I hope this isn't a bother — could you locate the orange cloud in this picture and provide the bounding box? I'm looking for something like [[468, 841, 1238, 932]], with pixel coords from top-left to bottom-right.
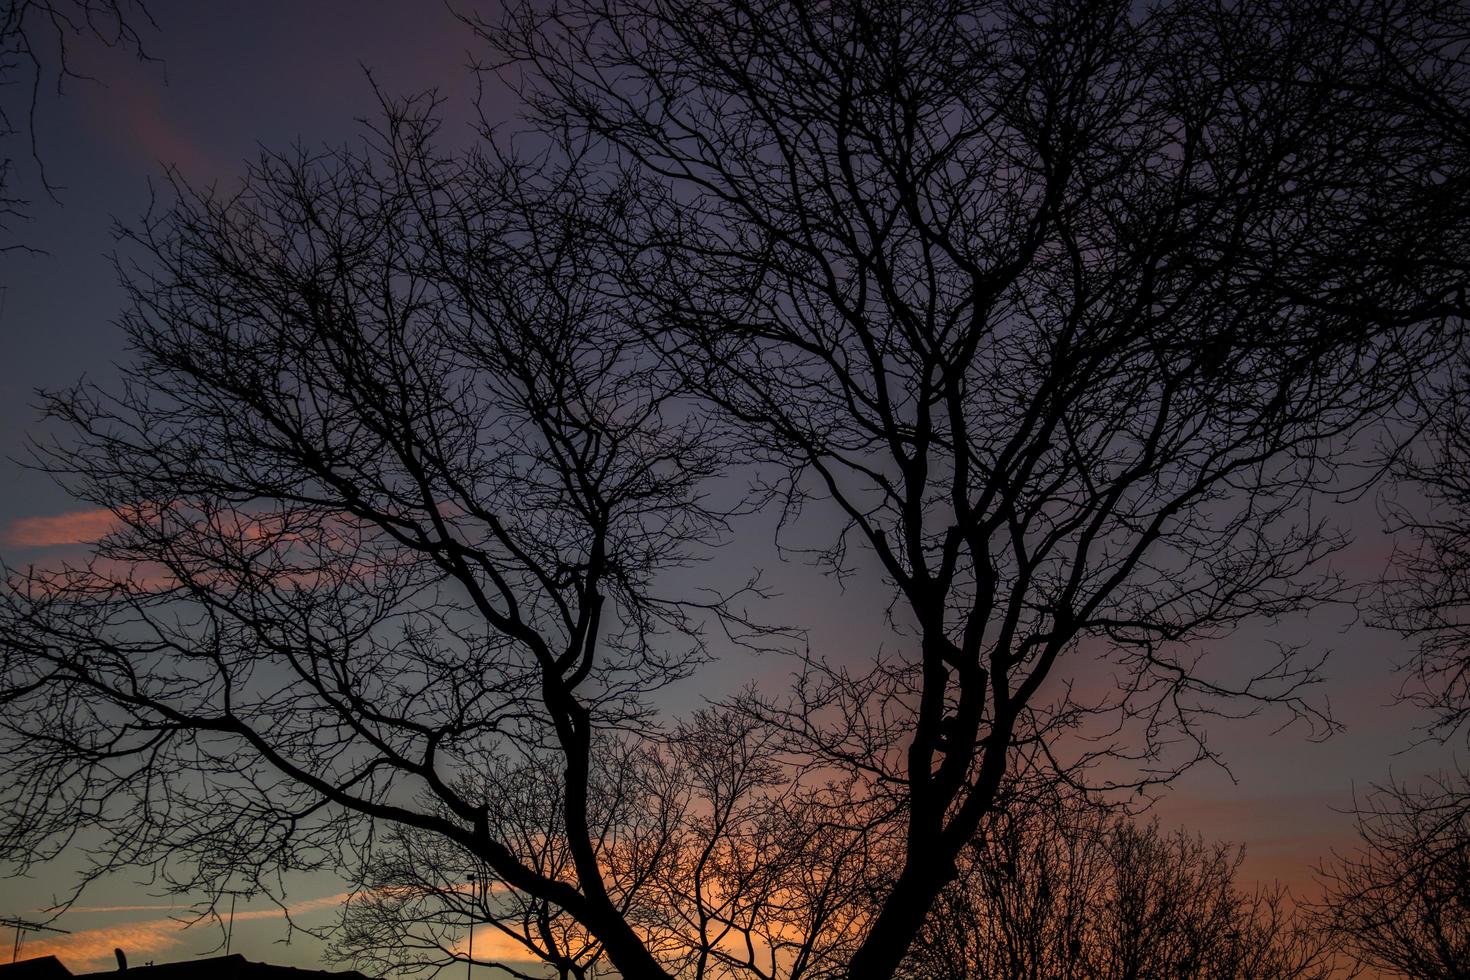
[[4, 508, 119, 548], [20, 892, 354, 973], [450, 922, 566, 967], [20, 919, 189, 972]]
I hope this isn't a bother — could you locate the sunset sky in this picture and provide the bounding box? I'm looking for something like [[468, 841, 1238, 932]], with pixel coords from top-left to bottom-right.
[[0, 2, 1456, 975]]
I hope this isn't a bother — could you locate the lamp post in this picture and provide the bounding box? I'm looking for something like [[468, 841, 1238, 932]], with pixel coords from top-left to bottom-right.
[[465, 873, 477, 980]]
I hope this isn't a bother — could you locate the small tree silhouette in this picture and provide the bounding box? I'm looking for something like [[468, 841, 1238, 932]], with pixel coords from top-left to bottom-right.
[[1316, 772, 1470, 980], [906, 792, 1347, 980]]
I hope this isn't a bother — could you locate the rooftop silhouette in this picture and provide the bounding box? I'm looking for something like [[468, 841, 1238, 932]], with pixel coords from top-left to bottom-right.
[[0, 955, 369, 980]]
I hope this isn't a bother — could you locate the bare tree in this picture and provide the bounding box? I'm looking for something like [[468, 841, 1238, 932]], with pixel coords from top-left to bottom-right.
[[905, 791, 1347, 980], [0, 0, 155, 244], [3, 1, 1470, 977], [0, 97, 747, 979], [486, 0, 1470, 974], [1315, 771, 1470, 980]]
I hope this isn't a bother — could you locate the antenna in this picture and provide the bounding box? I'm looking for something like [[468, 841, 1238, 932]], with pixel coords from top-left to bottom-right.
[[213, 890, 255, 956], [2, 917, 71, 964], [465, 873, 477, 980]]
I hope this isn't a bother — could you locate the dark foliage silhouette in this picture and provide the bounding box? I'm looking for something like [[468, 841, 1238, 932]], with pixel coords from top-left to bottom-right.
[[2, 0, 1470, 977]]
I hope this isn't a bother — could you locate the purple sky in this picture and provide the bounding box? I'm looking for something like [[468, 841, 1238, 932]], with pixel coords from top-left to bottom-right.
[[0, 3, 1453, 975]]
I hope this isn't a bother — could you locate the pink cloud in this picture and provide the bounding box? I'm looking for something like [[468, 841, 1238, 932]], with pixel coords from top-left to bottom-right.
[[81, 60, 223, 181], [4, 508, 119, 548]]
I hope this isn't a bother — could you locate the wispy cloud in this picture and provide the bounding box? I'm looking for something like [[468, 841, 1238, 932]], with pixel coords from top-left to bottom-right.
[[4, 508, 118, 548], [81, 60, 225, 182], [20, 919, 189, 972], [228, 892, 352, 923], [450, 923, 570, 967], [19, 892, 353, 973]]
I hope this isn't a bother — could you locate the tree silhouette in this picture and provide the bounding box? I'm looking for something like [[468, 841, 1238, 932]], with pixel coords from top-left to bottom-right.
[[0, 100, 748, 979], [1, 1, 1469, 977], [904, 791, 1346, 980], [1350, 151, 1470, 979], [489, 0, 1470, 973], [329, 707, 877, 979], [1316, 771, 1470, 980]]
